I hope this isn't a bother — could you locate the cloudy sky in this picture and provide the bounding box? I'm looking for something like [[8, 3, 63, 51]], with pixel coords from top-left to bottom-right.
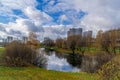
[[0, 0, 120, 40]]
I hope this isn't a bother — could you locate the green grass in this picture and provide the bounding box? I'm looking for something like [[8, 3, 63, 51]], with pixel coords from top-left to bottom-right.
[[0, 47, 5, 57], [0, 66, 98, 80], [54, 47, 101, 55], [0, 47, 98, 80]]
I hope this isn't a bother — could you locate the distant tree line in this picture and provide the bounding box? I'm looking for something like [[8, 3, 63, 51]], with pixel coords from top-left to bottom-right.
[[42, 28, 120, 55]]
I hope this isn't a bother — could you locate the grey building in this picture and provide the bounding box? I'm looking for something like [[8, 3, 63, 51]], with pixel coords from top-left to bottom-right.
[[83, 31, 92, 37], [67, 28, 82, 36]]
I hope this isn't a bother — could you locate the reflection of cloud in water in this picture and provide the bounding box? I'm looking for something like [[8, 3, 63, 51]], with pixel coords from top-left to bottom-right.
[[47, 53, 80, 72]]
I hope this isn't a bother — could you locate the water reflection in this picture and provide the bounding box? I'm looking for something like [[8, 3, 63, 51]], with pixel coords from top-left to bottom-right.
[[66, 53, 82, 68], [46, 52, 80, 72], [81, 56, 98, 73], [34, 48, 48, 68], [35, 48, 99, 72]]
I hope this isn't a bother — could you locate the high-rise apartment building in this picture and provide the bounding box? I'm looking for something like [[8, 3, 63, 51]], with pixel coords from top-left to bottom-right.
[[67, 28, 82, 36]]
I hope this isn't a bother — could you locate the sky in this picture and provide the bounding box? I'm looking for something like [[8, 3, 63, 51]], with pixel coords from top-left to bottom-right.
[[0, 0, 120, 40]]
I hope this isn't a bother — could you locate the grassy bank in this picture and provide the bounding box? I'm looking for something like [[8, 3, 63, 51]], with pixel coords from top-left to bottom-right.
[[53, 47, 102, 55], [49, 47, 120, 55], [0, 66, 98, 80], [0, 47, 5, 57], [0, 47, 98, 80]]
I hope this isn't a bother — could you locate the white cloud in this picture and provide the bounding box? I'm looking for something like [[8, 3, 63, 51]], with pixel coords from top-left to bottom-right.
[[58, 15, 68, 23], [23, 6, 53, 26], [0, 0, 37, 17], [61, 0, 120, 31]]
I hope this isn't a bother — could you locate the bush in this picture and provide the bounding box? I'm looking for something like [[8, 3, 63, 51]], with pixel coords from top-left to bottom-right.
[[2, 41, 37, 67], [95, 53, 114, 70], [81, 53, 114, 73], [98, 61, 120, 80]]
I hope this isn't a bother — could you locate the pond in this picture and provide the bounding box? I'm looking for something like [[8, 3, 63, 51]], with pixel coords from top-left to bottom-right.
[[35, 48, 98, 72]]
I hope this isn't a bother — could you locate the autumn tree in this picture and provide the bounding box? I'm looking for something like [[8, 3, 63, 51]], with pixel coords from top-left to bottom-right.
[[96, 30, 103, 49], [43, 37, 54, 48], [76, 36, 87, 55], [55, 38, 64, 48], [2, 41, 37, 67], [86, 33, 93, 51], [67, 35, 79, 54], [27, 32, 40, 49], [101, 32, 111, 53], [61, 38, 67, 49], [98, 61, 120, 80], [109, 30, 117, 54]]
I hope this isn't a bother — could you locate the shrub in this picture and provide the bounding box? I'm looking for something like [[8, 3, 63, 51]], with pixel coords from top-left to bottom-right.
[[81, 53, 114, 73], [98, 61, 120, 80], [2, 41, 37, 67]]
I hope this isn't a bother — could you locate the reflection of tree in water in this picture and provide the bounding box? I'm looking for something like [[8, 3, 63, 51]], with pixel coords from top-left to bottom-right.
[[81, 56, 98, 73], [66, 53, 82, 68], [45, 51, 67, 59], [34, 54, 48, 68], [54, 52, 67, 59]]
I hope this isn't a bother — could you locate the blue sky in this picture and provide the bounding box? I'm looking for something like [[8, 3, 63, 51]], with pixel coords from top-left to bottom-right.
[[0, 0, 86, 25], [0, 0, 120, 40]]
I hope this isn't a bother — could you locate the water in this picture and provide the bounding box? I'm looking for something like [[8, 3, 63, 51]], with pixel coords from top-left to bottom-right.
[[46, 52, 81, 72], [36, 48, 98, 72]]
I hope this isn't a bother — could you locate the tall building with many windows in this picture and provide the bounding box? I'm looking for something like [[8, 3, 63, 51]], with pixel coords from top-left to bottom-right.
[[67, 28, 82, 36], [83, 31, 92, 37]]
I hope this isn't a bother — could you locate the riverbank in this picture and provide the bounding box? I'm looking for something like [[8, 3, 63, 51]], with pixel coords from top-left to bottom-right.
[[0, 66, 98, 80], [0, 47, 98, 80], [0, 47, 119, 80], [45, 47, 120, 55], [48, 47, 102, 55]]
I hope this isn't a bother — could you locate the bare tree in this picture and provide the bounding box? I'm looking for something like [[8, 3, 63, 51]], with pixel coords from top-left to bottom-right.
[[43, 38, 54, 48], [67, 35, 79, 54], [27, 32, 40, 49], [109, 30, 117, 54], [55, 38, 64, 48], [101, 32, 111, 53], [28, 32, 37, 42], [76, 36, 87, 55], [96, 30, 103, 49]]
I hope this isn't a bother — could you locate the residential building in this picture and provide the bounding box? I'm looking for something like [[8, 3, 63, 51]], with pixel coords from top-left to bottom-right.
[[67, 28, 82, 36]]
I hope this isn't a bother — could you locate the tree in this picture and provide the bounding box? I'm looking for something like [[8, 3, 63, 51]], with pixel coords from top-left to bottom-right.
[[27, 32, 40, 49], [96, 30, 103, 49], [76, 36, 87, 55], [61, 38, 67, 49], [101, 32, 111, 53], [28, 32, 37, 42], [86, 33, 93, 51], [55, 38, 64, 48], [67, 35, 79, 54], [109, 30, 117, 54], [2, 41, 37, 67], [43, 37, 54, 48], [98, 61, 120, 80]]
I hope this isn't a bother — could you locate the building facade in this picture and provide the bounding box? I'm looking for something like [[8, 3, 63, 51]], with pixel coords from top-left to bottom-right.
[[67, 28, 82, 36], [83, 31, 93, 37]]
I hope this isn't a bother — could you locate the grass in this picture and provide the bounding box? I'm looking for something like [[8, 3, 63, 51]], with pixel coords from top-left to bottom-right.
[[0, 66, 98, 80], [0, 47, 98, 80], [0, 47, 5, 57], [53, 47, 120, 55], [54, 47, 102, 55]]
